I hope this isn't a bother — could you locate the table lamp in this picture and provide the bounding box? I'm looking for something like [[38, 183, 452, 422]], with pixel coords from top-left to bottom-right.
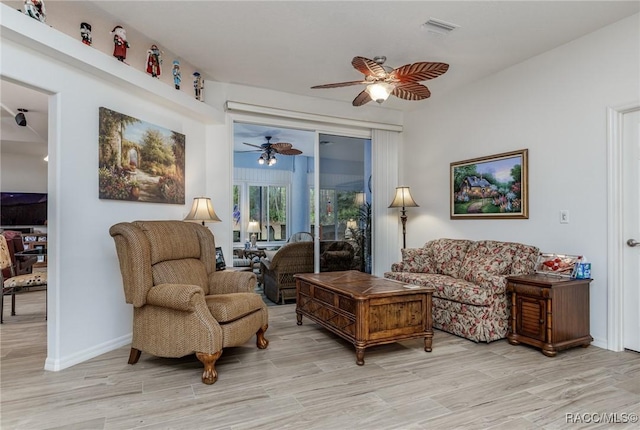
[[184, 197, 221, 225], [247, 220, 260, 248], [388, 187, 419, 249]]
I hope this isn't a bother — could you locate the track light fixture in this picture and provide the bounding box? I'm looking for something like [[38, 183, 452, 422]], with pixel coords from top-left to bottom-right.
[[15, 108, 28, 127]]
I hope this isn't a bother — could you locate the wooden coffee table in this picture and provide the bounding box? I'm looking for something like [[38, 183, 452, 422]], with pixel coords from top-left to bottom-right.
[[294, 270, 434, 365]]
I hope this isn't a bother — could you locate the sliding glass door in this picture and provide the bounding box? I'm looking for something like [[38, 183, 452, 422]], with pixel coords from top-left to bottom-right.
[[232, 121, 371, 274], [317, 134, 371, 273]]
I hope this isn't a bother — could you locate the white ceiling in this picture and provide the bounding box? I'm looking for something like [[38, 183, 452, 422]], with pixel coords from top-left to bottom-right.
[[0, 79, 48, 158], [89, 0, 638, 111], [3, 1, 638, 159]]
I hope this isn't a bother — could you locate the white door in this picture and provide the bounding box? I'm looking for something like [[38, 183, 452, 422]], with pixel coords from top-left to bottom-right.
[[622, 109, 640, 352]]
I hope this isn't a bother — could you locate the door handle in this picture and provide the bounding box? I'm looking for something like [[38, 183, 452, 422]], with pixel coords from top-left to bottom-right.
[[627, 239, 640, 247]]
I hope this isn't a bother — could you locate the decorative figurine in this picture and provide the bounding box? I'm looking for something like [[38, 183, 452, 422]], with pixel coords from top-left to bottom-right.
[[172, 60, 181, 90], [80, 22, 92, 46], [110, 25, 130, 63], [24, 0, 46, 23], [145, 44, 162, 78], [193, 72, 204, 101]]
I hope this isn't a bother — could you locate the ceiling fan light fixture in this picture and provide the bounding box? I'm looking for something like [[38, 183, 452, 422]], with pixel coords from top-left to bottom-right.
[[365, 82, 394, 103]]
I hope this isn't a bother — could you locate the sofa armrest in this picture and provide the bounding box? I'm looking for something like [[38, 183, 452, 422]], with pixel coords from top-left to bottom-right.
[[146, 283, 204, 311], [391, 262, 406, 272], [474, 273, 508, 295]]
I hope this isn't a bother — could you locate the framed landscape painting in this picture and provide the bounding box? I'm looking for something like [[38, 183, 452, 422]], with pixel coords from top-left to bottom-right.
[[451, 149, 528, 219], [98, 107, 185, 204]]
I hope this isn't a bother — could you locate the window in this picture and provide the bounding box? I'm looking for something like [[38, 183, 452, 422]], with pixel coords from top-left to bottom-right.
[[233, 183, 288, 244], [249, 185, 287, 242]]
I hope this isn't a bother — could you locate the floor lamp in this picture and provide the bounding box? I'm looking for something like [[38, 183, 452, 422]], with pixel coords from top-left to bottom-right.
[[388, 187, 419, 249], [184, 197, 222, 226]]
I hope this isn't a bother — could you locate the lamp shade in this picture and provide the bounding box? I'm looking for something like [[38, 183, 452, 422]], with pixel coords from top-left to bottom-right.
[[388, 187, 419, 208], [184, 197, 221, 224], [354, 192, 366, 206], [365, 82, 394, 103], [247, 220, 260, 233]]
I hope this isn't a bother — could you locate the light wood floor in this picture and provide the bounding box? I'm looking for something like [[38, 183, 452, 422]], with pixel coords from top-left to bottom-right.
[[2, 290, 639, 430]]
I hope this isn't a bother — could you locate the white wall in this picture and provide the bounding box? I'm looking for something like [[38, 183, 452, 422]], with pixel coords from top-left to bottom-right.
[[402, 14, 640, 348], [0, 2, 403, 370], [1, 152, 47, 191], [1, 4, 216, 369]]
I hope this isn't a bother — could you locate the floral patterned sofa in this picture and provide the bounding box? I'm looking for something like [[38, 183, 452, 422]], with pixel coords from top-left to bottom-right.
[[384, 238, 539, 343]]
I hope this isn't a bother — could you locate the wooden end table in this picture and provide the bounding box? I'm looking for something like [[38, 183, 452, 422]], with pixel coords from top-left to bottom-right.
[[294, 271, 434, 365], [506, 274, 593, 356]]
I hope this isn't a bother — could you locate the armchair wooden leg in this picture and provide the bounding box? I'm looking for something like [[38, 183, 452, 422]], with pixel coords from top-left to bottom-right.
[[196, 351, 222, 385], [128, 348, 142, 364], [256, 324, 269, 349]]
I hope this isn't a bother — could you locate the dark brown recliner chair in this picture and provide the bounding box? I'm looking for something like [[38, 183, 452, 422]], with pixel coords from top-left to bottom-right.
[[320, 241, 355, 272]]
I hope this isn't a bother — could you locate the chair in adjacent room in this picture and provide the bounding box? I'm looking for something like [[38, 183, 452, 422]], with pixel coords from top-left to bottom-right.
[[2, 231, 37, 277], [260, 241, 314, 304], [288, 231, 313, 243], [109, 220, 269, 384], [320, 240, 356, 272], [0, 234, 48, 324]]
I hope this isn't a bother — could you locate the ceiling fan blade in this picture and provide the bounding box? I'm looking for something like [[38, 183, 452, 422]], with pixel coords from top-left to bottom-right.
[[390, 62, 449, 83], [243, 142, 264, 149], [311, 80, 367, 89], [391, 82, 431, 100], [270, 142, 293, 152], [352, 90, 372, 106], [278, 148, 303, 156], [351, 57, 386, 78], [237, 149, 262, 153]]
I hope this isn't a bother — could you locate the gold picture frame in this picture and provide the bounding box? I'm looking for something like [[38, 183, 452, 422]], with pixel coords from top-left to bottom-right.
[[451, 149, 528, 219]]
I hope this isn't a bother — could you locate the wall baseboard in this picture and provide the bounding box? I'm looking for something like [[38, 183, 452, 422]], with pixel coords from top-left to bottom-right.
[[44, 333, 132, 372]]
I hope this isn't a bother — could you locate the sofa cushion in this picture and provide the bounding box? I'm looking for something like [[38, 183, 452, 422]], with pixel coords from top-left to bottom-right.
[[427, 239, 472, 278], [205, 292, 264, 323], [458, 240, 518, 284], [384, 272, 495, 306], [399, 247, 436, 273]]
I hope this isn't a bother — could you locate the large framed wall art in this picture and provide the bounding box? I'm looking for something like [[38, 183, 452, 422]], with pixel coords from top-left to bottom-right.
[[98, 107, 185, 204], [450, 149, 528, 219]]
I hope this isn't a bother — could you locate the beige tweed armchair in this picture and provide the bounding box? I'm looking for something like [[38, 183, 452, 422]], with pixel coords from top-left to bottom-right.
[[109, 220, 268, 384], [260, 241, 314, 304]]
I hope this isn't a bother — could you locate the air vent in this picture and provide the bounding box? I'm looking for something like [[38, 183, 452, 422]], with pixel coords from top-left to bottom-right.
[[421, 18, 459, 36]]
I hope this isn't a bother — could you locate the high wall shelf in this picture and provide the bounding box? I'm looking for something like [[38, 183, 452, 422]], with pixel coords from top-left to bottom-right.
[[0, 2, 224, 125]]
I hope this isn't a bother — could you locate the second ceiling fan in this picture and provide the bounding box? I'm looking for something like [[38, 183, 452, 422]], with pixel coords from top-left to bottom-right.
[[241, 136, 302, 166], [312, 56, 449, 106]]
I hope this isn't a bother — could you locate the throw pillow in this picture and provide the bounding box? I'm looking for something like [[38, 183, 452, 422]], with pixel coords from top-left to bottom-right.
[[264, 250, 279, 261], [401, 247, 435, 273]]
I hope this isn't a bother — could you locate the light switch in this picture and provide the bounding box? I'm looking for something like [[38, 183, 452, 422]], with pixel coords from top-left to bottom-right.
[[560, 210, 569, 224]]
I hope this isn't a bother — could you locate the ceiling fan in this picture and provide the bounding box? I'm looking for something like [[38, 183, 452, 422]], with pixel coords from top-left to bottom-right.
[[311, 56, 449, 106], [240, 136, 302, 166]]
